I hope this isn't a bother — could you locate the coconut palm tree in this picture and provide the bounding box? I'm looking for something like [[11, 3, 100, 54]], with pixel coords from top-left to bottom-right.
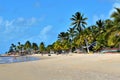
[[90, 25, 98, 41], [67, 27, 76, 42], [96, 19, 105, 34], [53, 40, 63, 54], [70, 12, 87, 34], [39, 42, 45, 55], [111, 8, 120, 47], [24, 41, 32, 54], [111, 7, 120, 24], [10, 44, 16, 53], [67, 27, 76, 52], [105, 19, 114, 29], [58, 32, 69, 42], [46, 45, 53, 53], [70, 12, 88, 53], [32, 43, 38, 53], [17, 42, 23, 55]]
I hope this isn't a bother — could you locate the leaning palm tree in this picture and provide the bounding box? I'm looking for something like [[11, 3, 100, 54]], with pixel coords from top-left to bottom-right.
[[70, 12, 88, 34]]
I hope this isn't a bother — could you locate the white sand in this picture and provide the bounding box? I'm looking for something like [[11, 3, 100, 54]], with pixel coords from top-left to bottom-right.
[[0, 53, 120, 80]]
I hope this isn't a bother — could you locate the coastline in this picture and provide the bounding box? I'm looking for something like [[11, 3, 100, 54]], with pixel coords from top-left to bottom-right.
[[0, 53, 120, 80]]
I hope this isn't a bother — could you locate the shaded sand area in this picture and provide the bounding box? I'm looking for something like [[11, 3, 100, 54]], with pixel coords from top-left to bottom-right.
[[0, 53, 120, 80]]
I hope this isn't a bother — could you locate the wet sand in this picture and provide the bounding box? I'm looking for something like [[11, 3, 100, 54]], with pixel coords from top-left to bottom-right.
[[0, 53, 120, 80]]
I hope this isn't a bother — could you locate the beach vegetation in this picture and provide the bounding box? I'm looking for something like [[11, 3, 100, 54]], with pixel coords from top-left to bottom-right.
[[7, 8, 120, 55]]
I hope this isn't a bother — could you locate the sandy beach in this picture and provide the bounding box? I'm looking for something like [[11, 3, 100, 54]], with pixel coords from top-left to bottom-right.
[[0, 53, 120, 80]]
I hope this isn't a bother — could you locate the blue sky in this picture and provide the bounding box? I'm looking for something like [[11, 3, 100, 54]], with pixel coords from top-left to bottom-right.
[[0, 0, 120, 54]]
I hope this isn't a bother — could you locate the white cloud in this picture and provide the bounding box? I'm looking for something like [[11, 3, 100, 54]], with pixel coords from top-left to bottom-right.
[[28, 17, 37, 26], [40, 25, 52, 35], [13, 17, 40, 27], [0, 17, 41, 34], [23, 25, 53, 43], [5, 20, 15, 27], [92, 2, 120, 24], [109, 3, 120, 16], [0, 16, 42, 42], [40, 25, 53, 40]]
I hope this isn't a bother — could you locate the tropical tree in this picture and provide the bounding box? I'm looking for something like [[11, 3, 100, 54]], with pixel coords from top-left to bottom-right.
[[111, 7, 120, 24], [105, 19, 114, 29], [58, 32, 69, 42], [24, 41, 32, 54], [70, 12, 87, 34], [58, 31, 71, 52], [11, 44, 16, 51], [67, 27, 76, 50], [8, 46, 14, 53], [32, 43, 38, 53], [53, 40, 62, 54], [70, 12, 89, 53], [67, 27, 76, 41], [111, 7, 120, 47], [39, 42, 45, 55], [96, 19, 105, 34], [17, 42, 22, 54], [46, 45, 53, 53], [8, 44, 16, 53], [90, 25, 98, 41]]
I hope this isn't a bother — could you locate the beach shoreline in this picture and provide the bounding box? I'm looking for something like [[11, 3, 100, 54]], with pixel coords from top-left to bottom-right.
[[0, 53, 120, 80]]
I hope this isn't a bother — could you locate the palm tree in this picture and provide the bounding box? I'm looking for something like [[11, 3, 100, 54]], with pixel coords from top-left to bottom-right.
[[111, 8, 120, 47], [67, 27, 76, 52], [70, 12, 88, 53], [24, 41, 32, 54], [70, 12, 87, 34], [18, 42, 23, 55], [67, 27, 76, 42], [10, 44, 16, 54], [53, 40, 62, 54], [39, 42, 45, 55], [58, 32, 69, 42], [90, 25, 98, 41], [105, 19, 114, 29], [46, 45, 53, 53], [9, 46, 14, 53], [32, 43, 38, 53], [111, 7, 120, 24], [96, 19, 105, 34]]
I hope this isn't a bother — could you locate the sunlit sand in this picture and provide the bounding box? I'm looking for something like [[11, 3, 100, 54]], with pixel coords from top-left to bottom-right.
[[0, 53, 120, 80]]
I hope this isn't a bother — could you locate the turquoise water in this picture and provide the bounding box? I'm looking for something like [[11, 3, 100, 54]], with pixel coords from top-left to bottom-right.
[[0, 56, 40, 64]]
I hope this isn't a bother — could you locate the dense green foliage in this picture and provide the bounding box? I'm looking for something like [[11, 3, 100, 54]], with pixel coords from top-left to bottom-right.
[[8, 8, 120, 55]]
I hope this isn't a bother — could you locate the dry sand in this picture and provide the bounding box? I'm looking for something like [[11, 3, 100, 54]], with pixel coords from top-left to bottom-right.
[[0, 53, 120, 80]]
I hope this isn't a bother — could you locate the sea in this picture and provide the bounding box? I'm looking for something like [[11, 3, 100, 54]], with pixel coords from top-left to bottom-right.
[[0, 56, 40, 64]]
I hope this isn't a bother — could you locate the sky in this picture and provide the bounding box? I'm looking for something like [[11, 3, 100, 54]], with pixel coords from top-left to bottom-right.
[[0, 0, 120, 54]]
